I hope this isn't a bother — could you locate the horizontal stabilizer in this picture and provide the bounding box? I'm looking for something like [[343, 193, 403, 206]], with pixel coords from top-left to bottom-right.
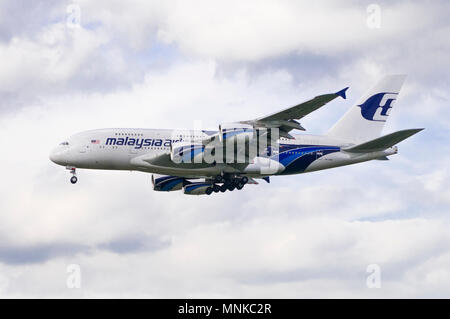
[[343, 128, 424, 153]]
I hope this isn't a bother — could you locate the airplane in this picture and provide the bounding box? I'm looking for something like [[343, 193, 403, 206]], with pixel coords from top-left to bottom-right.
[[50, 75, 423, 195]]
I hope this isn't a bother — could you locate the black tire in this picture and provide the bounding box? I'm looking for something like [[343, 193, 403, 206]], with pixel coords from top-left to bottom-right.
[[220, 184, 227, 192], [205, 187, 213, 195], [70, 176, 78, 184], [241, 176, 249, 184], [214, 175, 224, 184], [227, 184, 235, 191], [236, 183, 244, 190], [213, 184, 220, 193]]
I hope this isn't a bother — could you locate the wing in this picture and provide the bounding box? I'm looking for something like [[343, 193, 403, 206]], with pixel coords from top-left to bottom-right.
[[241, 87, 348, 138]]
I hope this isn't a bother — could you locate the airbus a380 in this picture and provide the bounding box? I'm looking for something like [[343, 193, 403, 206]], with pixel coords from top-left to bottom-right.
[[50, 75, 423, 195]]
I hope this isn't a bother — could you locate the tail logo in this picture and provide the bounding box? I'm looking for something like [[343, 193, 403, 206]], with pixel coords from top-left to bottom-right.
[[358, 92, 398, 122]]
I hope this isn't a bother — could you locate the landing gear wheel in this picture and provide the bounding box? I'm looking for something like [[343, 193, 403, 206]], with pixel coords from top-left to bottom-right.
[[227, 184, 235, 191], [220, 184, 228, 192], [241, 176, 249, 184], [205, 187, 213, 195], [236, 182, 244, 190], [213, 184, 220, 193], [214, 175, 224, 184], [67, 167, 77, 184]]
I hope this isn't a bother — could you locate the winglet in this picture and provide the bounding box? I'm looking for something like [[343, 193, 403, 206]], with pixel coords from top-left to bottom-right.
[[335, 87, 349, 99]]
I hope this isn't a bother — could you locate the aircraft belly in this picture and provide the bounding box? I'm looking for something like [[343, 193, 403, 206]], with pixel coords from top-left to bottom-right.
[[69, 151, 132, 170], [304, 149, 395, 172], [303, 152, 352, 172], [135, 165, 222, 177]]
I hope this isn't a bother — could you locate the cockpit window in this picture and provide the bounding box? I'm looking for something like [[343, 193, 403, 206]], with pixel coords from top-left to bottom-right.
[[59, 141, 69, 146]]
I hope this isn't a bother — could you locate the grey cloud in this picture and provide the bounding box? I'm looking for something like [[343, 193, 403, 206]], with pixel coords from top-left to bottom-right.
[[234, 243, 450, 287], [0, 0, 64, 42], [0, 242, 89, 265], [98, 235, 171, 254], [234, 266, 367, 286], [0, 235, 170, 265]]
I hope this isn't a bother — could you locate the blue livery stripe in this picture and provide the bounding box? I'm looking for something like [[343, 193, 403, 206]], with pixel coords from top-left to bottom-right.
[[271, 145, 340, 175], [185, 182, 210, 193], [160, 178, 184, 191]]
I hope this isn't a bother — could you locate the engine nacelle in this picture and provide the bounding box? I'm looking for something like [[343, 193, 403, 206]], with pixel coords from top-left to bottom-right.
[[243, 157, 285, 175], [152, 174, 185, 191], [170, 141, 206, 164], [219, 123, 254, 144], [183, 182, 212, 195]]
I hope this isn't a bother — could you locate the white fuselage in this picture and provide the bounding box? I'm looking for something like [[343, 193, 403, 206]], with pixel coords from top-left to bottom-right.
[[50, 128, 397, 178]]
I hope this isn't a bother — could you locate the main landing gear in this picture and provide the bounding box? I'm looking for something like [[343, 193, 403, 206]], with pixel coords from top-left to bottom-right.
[[67, 167, 78, 184], [206, 175, 249, 195]]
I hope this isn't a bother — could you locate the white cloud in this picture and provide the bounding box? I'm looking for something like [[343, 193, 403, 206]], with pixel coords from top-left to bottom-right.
[[0, 0, 449, 298], [0, 59, 449, 297], [0, 24, 102, 93], [1, 216, 450, 298], [77, 0, 446, 62]]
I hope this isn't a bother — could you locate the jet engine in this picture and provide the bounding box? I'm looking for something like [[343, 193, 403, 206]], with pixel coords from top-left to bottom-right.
[[170, 141, 206, 164], [183, 182, 212, 195], [218, 123, 254, 144], [170, 141, 218, 164], [151, 174, 185, 191]]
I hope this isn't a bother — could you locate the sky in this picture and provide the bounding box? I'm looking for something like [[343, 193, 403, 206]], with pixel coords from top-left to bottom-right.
[[0, 0, 449, 298]]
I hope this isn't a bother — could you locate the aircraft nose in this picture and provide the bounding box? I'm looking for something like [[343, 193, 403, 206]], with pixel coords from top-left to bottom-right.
[[49, 147, 67, 165], [49, 148, 59, 164]]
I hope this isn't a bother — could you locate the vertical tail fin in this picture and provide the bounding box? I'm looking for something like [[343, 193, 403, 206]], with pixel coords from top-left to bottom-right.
[[327, 75, 406, 143]]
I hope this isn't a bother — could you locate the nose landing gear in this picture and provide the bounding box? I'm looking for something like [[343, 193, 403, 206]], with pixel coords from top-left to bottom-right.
[[67, 167, 77, 184]]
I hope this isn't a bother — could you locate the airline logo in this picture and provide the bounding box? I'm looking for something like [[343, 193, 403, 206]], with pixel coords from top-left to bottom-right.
[[358, 92, 398, 122], [105, 137, 182, 149]]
